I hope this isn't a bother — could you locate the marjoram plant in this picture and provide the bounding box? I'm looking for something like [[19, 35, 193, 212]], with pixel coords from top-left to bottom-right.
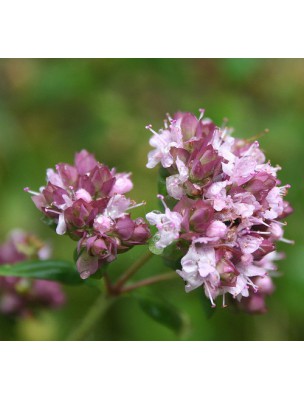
[[0, 108, 293, 339]]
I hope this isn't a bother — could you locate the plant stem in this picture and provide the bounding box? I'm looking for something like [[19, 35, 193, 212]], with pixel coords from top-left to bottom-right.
[[120, 271, 178, 294], [66, 251, 155, 340], [103, 270, 114, 295], [113, 251, 154, 292], [66, 294, 116, 341]]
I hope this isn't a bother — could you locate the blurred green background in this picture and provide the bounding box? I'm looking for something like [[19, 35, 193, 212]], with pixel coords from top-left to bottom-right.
[[0, 59, 303, 341]]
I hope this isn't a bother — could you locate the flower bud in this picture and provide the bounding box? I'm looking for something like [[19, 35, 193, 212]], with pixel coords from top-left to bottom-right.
[[206, 221, 228, 238], [254, 275, 275, 295]]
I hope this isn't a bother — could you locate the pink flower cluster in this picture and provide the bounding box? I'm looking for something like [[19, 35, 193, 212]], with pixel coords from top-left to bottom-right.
[[146, 110, 293, 312], [26, 150, 150, 279], [0, 230, 65, 316]]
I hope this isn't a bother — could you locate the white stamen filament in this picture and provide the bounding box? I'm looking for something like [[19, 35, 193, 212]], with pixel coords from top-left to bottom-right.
[[198, 108, 205, 120], [157, 194, 168, 210], [245, 277, 258, 293], [280, 237, 295, 245], [222, 293, 227, 308], [126, 201, 146, 211], [205, 282, 216, 307], [145, 124, 167, 145], [273, 220, 287, 226], [166, 113, 172, 122], [24, 188, 40, 196]]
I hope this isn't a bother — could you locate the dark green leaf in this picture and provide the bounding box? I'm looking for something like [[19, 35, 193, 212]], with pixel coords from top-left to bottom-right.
[[0, 260, 83, 285], [135, 293, 190, 337]]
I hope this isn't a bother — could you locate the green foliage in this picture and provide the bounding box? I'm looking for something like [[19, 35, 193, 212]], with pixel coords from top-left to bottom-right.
[[135, 293, 190, 337], [0, 260, 83, 285]]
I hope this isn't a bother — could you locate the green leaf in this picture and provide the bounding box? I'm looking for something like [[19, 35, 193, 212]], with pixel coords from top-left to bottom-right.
[[0, 260, 83, 285], [135, 293, 190, 337]]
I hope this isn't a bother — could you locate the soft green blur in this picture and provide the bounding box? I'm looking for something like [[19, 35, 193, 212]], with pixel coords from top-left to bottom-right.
[[0, 59, 303, 341]]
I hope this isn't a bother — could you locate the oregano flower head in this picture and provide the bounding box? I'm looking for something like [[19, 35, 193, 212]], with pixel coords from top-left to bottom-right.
[[0, 230, 65, 316], [25, 150, 150, 279], [146, 109, 293, 312]]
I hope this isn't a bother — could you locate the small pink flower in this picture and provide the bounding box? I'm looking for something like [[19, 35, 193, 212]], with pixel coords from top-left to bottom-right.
[[146, 122, 183, 169], [105, 195, 131, 219], [146, 195, 182, 249], [110, 172, 133, 195], [166, 157, 189, 200]]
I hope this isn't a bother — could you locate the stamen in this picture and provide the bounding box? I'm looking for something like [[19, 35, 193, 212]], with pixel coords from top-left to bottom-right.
[[205, 282, 216, 308], [273, 220, 287, 226], [221, 127, 228, 140], [127, 201, 146, 211], [24, 187, 40, 196], [222, 293, 227, 308], [145, 124, 167, 145], [245, 277, 258, 293], [246, 128, 270, 143], [279, 184, 291, 196], [145, 124, 159, 136], [280, 237, 295, 245], [198, 108, 205, 120], [166, 113, 172, 122], [157, 194, 168, 210], [221, 117, 229, 129], [45, 208, 61, 215]]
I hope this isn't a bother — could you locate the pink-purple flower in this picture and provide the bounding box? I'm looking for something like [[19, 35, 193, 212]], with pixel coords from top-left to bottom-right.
[[26, 150, 150, 279], [0, 230, 65, 316], [146, 109, 293, 312]]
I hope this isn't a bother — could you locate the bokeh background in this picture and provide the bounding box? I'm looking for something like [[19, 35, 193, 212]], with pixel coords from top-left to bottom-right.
[[0, 59, 303, 341]]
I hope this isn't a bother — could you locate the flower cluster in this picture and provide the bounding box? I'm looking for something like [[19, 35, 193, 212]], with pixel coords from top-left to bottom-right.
[[146, 109, 293, 311], [26, 150, 150, 279], [0, 230, 65, 316]]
